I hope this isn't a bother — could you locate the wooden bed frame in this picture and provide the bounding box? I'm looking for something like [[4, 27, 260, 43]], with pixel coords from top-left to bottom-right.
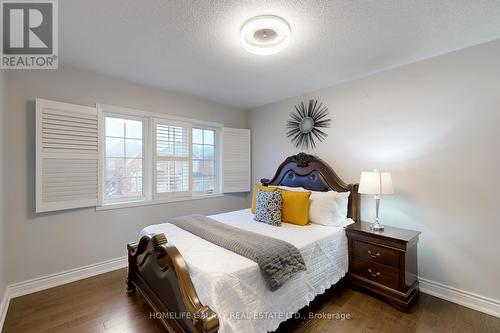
[[127, 152, 360, 333]]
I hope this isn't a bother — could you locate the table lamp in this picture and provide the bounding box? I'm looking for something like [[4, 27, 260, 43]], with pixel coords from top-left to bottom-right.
[[358, 169, 394, 231]]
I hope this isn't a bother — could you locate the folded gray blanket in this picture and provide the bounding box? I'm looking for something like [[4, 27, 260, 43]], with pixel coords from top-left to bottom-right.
[[168, 214, 306, 291]]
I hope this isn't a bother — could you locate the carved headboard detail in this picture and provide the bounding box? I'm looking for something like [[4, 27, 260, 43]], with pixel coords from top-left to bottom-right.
[[261, 152, 360, 222]]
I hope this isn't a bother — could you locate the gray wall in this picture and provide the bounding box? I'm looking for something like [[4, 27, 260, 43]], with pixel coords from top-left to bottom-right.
[[4, 67, 250, 284], [0, 70, 6, 302], [249, 40, 500, 300]]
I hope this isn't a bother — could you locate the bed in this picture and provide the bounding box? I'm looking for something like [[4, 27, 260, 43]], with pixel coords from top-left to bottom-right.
[[127, 153, 360, 333]]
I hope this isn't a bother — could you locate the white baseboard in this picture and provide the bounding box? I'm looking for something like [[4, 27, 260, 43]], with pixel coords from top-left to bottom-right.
[[7, 256, 127, 299], [0, 287, 10, 333], [0, 256, 127, 331], [419, 277, 500, 318], [1, 260, 499, 331]]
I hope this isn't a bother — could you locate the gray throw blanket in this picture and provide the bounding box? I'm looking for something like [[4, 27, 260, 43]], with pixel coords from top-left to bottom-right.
[[169, 214, 306, 291]]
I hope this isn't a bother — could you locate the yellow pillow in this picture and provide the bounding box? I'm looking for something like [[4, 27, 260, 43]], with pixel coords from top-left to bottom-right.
[[280, 189, 311, 226], [251, 185, 277, 213]]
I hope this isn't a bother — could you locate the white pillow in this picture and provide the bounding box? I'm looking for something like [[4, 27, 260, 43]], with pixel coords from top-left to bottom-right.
[[268, 186, 350, 226], [269, 185, 308, 191], [309, 190, 350, 226]]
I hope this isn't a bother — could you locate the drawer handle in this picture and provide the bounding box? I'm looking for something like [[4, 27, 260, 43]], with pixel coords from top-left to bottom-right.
[[367, 250, 380, 258], [367, 268, 381, 277]]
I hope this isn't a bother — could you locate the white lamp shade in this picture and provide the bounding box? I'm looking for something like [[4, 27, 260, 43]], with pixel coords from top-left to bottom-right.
[[358, 171, 394, 195]]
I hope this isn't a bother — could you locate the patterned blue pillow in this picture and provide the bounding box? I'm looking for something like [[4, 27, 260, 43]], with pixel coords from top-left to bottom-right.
[[254, 190, 282, 226]]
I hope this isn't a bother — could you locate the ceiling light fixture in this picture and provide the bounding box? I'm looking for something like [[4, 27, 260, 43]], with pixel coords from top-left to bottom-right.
[[240, 15, 290, 55]]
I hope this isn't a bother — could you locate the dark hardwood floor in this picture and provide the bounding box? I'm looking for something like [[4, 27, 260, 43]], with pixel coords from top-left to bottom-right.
[[3, 268, 499, 333]]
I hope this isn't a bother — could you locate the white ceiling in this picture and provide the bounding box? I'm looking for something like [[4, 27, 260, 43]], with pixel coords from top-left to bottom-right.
[[61, 0, 500, 109]]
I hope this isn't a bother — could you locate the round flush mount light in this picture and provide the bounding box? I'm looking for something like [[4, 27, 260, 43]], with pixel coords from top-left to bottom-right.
[[240, 15, 290, 55]]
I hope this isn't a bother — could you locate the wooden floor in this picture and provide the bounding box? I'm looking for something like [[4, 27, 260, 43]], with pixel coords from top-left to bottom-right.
[[3, 268, 499, 333]]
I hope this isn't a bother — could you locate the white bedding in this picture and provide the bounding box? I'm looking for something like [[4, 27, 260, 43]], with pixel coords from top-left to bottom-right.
[[140, 209, 351, 333]]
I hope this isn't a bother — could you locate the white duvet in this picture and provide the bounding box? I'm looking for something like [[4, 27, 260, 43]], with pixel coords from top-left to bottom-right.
[[140, 209, 351, 333]]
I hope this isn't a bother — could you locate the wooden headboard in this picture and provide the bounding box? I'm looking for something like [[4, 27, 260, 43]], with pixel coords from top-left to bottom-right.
[[260, 152, 360, 222]]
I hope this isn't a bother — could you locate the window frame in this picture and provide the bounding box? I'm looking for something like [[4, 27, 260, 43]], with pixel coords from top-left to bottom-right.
[[96, 104, 223, 209], [191, 126, 220, 196], [100, 112, 150, 205]]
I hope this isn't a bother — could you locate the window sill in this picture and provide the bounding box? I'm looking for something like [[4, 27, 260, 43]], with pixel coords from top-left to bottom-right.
[[95, 193, 224, 211]]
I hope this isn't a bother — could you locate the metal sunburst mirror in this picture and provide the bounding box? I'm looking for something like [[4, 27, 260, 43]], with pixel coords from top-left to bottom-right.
[[286, 99, 331, 149]]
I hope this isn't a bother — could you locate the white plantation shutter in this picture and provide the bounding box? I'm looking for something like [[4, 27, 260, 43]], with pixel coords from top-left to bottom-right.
[[36, 99, 99, 212], [154, 119, 191, 197], [223, 128, 251, 193]]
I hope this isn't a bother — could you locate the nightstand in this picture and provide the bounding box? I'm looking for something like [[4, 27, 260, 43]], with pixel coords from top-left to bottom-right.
[[345, 222, 420, 312]]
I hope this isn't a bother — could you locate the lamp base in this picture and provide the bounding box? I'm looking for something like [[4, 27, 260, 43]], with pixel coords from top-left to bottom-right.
[[370, 222, 384, 231], [371, 196, 384, 231]]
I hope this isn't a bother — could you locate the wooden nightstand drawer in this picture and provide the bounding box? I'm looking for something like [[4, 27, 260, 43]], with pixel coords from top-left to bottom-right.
[[351, 257, 399, 290], [352, 240, 399, 268], [345, 222, 421, 312]]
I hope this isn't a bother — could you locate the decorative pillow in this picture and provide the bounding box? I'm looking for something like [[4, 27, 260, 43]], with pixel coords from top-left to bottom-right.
[[254, 190, 282, 226], [309, 191, 350, 226], [280, 189, 311, 226], [251, 185, 277, 213]]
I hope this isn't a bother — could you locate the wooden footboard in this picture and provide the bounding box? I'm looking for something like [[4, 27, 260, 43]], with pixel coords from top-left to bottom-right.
[[127, 233, 219, 333]]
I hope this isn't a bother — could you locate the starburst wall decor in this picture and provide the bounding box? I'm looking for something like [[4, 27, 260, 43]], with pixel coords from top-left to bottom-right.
[[286, 99, 331, 149]]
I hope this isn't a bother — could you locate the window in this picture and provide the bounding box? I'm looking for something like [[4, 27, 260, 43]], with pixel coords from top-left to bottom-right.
[[192, 128, 217, 194], [99, 105, 226, 207], [104, 115, 146, 202], [36, 101, 251, 212], [154, 120, 191, 197]]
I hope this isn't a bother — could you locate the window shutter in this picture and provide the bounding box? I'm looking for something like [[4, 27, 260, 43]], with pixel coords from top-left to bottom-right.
[[222, 128, 251, 193], [36, 98, 99, 212], [153, 119, 192, 197]]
